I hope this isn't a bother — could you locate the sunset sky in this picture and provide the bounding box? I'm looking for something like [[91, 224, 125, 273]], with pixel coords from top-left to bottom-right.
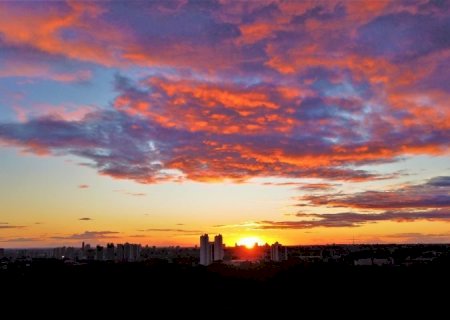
[[0, 0, 449, 248]]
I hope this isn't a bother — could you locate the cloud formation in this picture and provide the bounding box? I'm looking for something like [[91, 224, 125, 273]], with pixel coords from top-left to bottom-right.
[[255, 209, 450, 230], [0, 224, 26, 229], [249, 176, 450, 230], [114, 189, 147, 196], [79, 217, 93, 221], [299, 176, 450, 209], [51, 231, 119, 240], [0, 1, 449, 184], [0, 237, 40, 242], [78, 184, 89, 189], [298, 183, 340, 191], [386, 233, 450, 243]]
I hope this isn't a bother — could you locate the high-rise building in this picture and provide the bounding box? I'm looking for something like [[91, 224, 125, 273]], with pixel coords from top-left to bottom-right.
[[200, 234, 211, 266], [95, 245, 104, 261], [106, 243, 115, 261], [124, 243, 131, 261], [85, 248, 95, 260], [200, 234, 225, 265], [116, 244, 124, 261], [130, 244, 141, 261], [214, 234, 224, 261], [270, 242, 282, 262], [209, 243, 215, 262]]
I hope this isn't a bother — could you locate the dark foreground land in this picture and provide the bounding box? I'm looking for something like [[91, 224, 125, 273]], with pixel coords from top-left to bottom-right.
[[2, 258, 450, 304]]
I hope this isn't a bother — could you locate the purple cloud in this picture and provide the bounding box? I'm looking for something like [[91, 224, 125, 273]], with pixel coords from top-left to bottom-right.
[[0, 1, 448, 186], [299, 176, 450, 209], [255, 209, 450, 229], [428, 176, 450, 187]]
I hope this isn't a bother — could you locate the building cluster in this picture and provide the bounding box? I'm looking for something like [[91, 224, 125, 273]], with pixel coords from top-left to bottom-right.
[[52, 242, 142, 262], [199, 234, 287, 266], [3, 241, 446, 267], [200, 234, 224, 266]]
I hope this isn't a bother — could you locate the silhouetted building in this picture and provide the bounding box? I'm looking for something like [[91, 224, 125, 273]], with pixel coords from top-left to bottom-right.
[[200, 234, 211, 266], [82, 243, 91, 259], [214, 234, 224, 261], [200, 234, 225, 265], [106, 243, 115, 261], [86, 248, 95, 261], [130, 244, 141, 261], [124, 243, 131, 261], [53, 247, 64, 259], [116, 244, 124, 261], [96, 245, 104, 261], [271, 242, 283, 262]]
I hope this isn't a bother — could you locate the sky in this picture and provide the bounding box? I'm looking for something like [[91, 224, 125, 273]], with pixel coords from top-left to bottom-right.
[[0, 0, 449, 248]]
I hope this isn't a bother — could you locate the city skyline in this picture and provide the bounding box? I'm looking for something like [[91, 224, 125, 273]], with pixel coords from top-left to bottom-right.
[[1, 1, 450, 248]]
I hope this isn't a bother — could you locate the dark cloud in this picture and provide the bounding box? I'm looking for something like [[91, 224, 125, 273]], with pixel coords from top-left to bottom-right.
[[0, 224, 26, 229], [0, 237, 40, 242], [79, 217, 93, 221], [255, 209, 450, 229], [357, 12, 450, 62], [385, 232, 450, 243], [300, 176, 450, 209], [427, 176, 450, 187], [50, 231, 119, 240], [78, 184, 89, 189], [257, 176, 450, 230]]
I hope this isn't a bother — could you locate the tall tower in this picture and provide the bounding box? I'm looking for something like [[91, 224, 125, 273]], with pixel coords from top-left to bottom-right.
[[200, 234, 210, 266], [214, 234, 224, 261], [270, 242, 282, 261]]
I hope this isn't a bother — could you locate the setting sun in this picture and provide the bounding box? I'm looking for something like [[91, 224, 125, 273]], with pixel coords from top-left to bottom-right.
[[237, 236, 265, 249]]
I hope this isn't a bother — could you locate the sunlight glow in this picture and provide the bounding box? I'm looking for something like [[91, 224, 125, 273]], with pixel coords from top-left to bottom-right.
[[237, 236, 265, 249]]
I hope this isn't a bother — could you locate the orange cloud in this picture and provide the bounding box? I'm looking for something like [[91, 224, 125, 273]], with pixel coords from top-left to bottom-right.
[[0, 1, 124, 67], [115, 77, 297, 135]]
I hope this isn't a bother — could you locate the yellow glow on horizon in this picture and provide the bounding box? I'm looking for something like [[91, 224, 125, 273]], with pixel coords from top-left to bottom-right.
[[237, 236, 265, 248]]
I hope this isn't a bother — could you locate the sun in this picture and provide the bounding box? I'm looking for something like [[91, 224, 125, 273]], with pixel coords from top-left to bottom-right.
[[237, 236, 265, 249]]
